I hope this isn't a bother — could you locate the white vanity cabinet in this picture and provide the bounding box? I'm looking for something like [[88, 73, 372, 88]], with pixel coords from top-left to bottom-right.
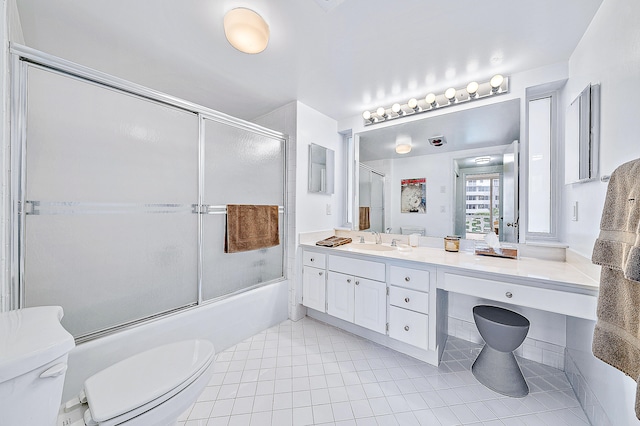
[[327, 255, 386, 334], [302, 252, 326, 312], [387, 265, 433, 349]]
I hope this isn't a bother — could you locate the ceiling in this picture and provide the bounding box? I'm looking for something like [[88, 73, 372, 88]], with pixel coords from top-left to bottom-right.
[[15, 0, 603, 122], [358, 99, 520, 161]]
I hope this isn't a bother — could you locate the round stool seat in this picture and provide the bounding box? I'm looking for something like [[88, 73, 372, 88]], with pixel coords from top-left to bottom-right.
[[473, 305, 529, 352], [471, 305, 530, 398]]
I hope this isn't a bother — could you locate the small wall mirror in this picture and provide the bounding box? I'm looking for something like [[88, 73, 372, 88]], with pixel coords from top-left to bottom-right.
[[308, 143, 335, 194], [565, 83, 600, 183]]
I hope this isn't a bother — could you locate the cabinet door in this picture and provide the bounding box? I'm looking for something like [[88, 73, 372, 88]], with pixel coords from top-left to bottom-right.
[[354, 278, 386, 334], [327, 271, 355, 323], [302, 265, 326, 312]]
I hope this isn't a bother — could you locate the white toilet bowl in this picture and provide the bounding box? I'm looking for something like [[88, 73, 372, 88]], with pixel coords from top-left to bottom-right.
[[0, 306, 215, 426]]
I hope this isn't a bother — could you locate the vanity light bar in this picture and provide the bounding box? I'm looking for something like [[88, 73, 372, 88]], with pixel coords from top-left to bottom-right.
[[362, 75, 509, 126]]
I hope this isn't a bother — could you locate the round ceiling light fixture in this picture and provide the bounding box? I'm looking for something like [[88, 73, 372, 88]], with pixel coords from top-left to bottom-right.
[[224, 8, 270, 54], [395, 135, 412, 154]]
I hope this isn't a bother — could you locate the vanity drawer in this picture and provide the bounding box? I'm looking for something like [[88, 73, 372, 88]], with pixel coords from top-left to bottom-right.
[[388, 306, 429, 349], [303, 251, 326, 268], [389, 286, 429, 314], [389, 266, 430, 291], [328, 255, 385, 282], [441, 272, 597, 320]]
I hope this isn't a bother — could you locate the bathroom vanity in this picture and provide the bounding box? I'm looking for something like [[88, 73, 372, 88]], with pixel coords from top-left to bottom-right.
[[300, 236, 598, 366]]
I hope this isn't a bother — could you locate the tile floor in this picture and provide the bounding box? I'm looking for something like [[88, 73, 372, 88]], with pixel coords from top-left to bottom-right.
[[178, 317, 590, 426]]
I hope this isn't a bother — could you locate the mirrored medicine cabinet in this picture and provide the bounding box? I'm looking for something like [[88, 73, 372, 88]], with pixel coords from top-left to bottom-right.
[[565, 83, 600, 184], [308, 143, 335, 194]]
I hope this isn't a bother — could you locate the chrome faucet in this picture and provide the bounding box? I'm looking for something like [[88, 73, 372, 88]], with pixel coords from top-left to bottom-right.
[[391, 239, 399, 247], [385, 227, 392, 234], [372, 231, 382, 244]]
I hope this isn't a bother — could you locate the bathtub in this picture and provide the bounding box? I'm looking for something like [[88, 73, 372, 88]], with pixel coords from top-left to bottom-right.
[[62, 280, 289, 400]]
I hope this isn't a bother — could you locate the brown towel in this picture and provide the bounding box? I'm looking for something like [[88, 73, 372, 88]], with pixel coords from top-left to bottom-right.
[[591, 158, 640, 419], [359, 206, 370, 230], [225, 205, 279, 253]]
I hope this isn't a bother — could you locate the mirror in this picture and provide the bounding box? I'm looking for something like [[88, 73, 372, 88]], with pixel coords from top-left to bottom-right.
[[354, 99, 520, 242], [308, 143, 335, 194], [565, 84, 600, 184]]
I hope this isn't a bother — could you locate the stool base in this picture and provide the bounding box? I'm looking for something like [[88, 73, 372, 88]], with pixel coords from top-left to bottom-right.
[[471, 345, 529, 398]]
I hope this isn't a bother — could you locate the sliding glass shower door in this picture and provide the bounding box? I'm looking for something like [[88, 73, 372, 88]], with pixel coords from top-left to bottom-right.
[[21, 66, 199, 338], [201, 118, 285, 301]]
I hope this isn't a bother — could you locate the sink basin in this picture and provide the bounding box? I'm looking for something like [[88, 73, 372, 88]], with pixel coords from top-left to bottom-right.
[[351, 244, 396, 252]]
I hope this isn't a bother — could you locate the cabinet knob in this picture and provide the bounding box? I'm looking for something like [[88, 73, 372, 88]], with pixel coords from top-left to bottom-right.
[[405, 276, 411, 282], [404, 325, 410, 331], [347, 279, 351, 283], [404, 297, 410, 303], [310, 258, 315, 262], [355, 281, 360, 285], [319, 271, 323, 276], [505, 291, 513, 298]]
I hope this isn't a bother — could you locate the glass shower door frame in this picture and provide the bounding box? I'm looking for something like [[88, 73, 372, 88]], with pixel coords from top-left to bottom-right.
[[8, 44, 288, 341]]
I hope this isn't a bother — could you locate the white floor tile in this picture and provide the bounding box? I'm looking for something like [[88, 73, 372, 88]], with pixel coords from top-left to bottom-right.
[[189, 318, 588, 426]]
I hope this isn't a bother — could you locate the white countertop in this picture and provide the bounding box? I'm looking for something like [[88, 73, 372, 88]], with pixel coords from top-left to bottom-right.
[[301, 241, 599, 295]]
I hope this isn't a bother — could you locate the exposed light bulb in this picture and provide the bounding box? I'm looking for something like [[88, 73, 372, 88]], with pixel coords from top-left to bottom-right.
[[376, 107, 387, 118], [362, 110, 372, 120], [466, 81, 479, 97], [425, 93, 437, 107], [445, 87, 457, 102], [407, 98, 418, 111], [490, 74, 504, 92], [391, 103, 402, 115]]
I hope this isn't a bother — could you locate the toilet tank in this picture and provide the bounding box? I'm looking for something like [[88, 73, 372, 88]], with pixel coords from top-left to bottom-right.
[[0, 306, 75, 426]]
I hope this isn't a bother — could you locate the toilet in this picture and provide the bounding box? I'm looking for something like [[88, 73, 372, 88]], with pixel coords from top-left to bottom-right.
[[471, 305, 530, 398], [0, 306, 215, 426]]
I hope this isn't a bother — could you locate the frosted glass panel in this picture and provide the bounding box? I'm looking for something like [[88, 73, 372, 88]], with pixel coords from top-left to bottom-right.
[[202, 214, 284, 300], [23, 214, 198, 337], [202, 119, 285, 301], [26, 67, 198, 203], [203, 119, 284, 205]]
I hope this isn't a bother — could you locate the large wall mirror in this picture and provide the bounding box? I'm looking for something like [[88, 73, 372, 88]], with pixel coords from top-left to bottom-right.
[[352, 99, 521, 242]]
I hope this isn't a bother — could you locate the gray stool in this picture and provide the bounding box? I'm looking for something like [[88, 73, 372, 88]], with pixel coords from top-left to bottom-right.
[[471, 305, 530, 397]]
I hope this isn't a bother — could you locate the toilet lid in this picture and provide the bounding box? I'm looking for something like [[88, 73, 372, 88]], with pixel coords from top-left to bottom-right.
[[83, 339, 215, 423]]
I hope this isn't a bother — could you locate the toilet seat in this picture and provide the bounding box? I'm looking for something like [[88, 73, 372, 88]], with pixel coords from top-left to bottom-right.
[[81, 339, 214, 425]]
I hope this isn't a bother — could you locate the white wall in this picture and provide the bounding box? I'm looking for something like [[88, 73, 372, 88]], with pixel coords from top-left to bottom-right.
[[561, 0, 640, 257], [296, 102, 345, 233], [561, 0, 640, 424], [253, 101, 343, 320]]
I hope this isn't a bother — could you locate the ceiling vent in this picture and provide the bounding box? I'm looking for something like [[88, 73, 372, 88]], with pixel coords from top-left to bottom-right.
[[428, 136, 447, 147]]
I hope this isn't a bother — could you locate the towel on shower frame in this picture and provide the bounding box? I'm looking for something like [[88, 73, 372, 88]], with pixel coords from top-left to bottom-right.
[[225, 204, 279, 253], [591, 158, 640, 419]]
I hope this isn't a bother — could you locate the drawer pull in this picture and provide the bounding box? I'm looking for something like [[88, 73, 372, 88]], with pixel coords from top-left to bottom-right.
[[405, 276, 411, 282], [404, 325, 410, 331], [310, 258, 315, 262], [347, 279, 351, 283], [355, 281, 360, 285], [319, 271, 323, 276], [505, 291, 513, 298], [404, 297, 410, 303]]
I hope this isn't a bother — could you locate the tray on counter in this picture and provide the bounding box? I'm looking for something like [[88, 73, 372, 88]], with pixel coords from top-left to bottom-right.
[[316, 236, 352, 248], [474, 244, 518, 259]]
